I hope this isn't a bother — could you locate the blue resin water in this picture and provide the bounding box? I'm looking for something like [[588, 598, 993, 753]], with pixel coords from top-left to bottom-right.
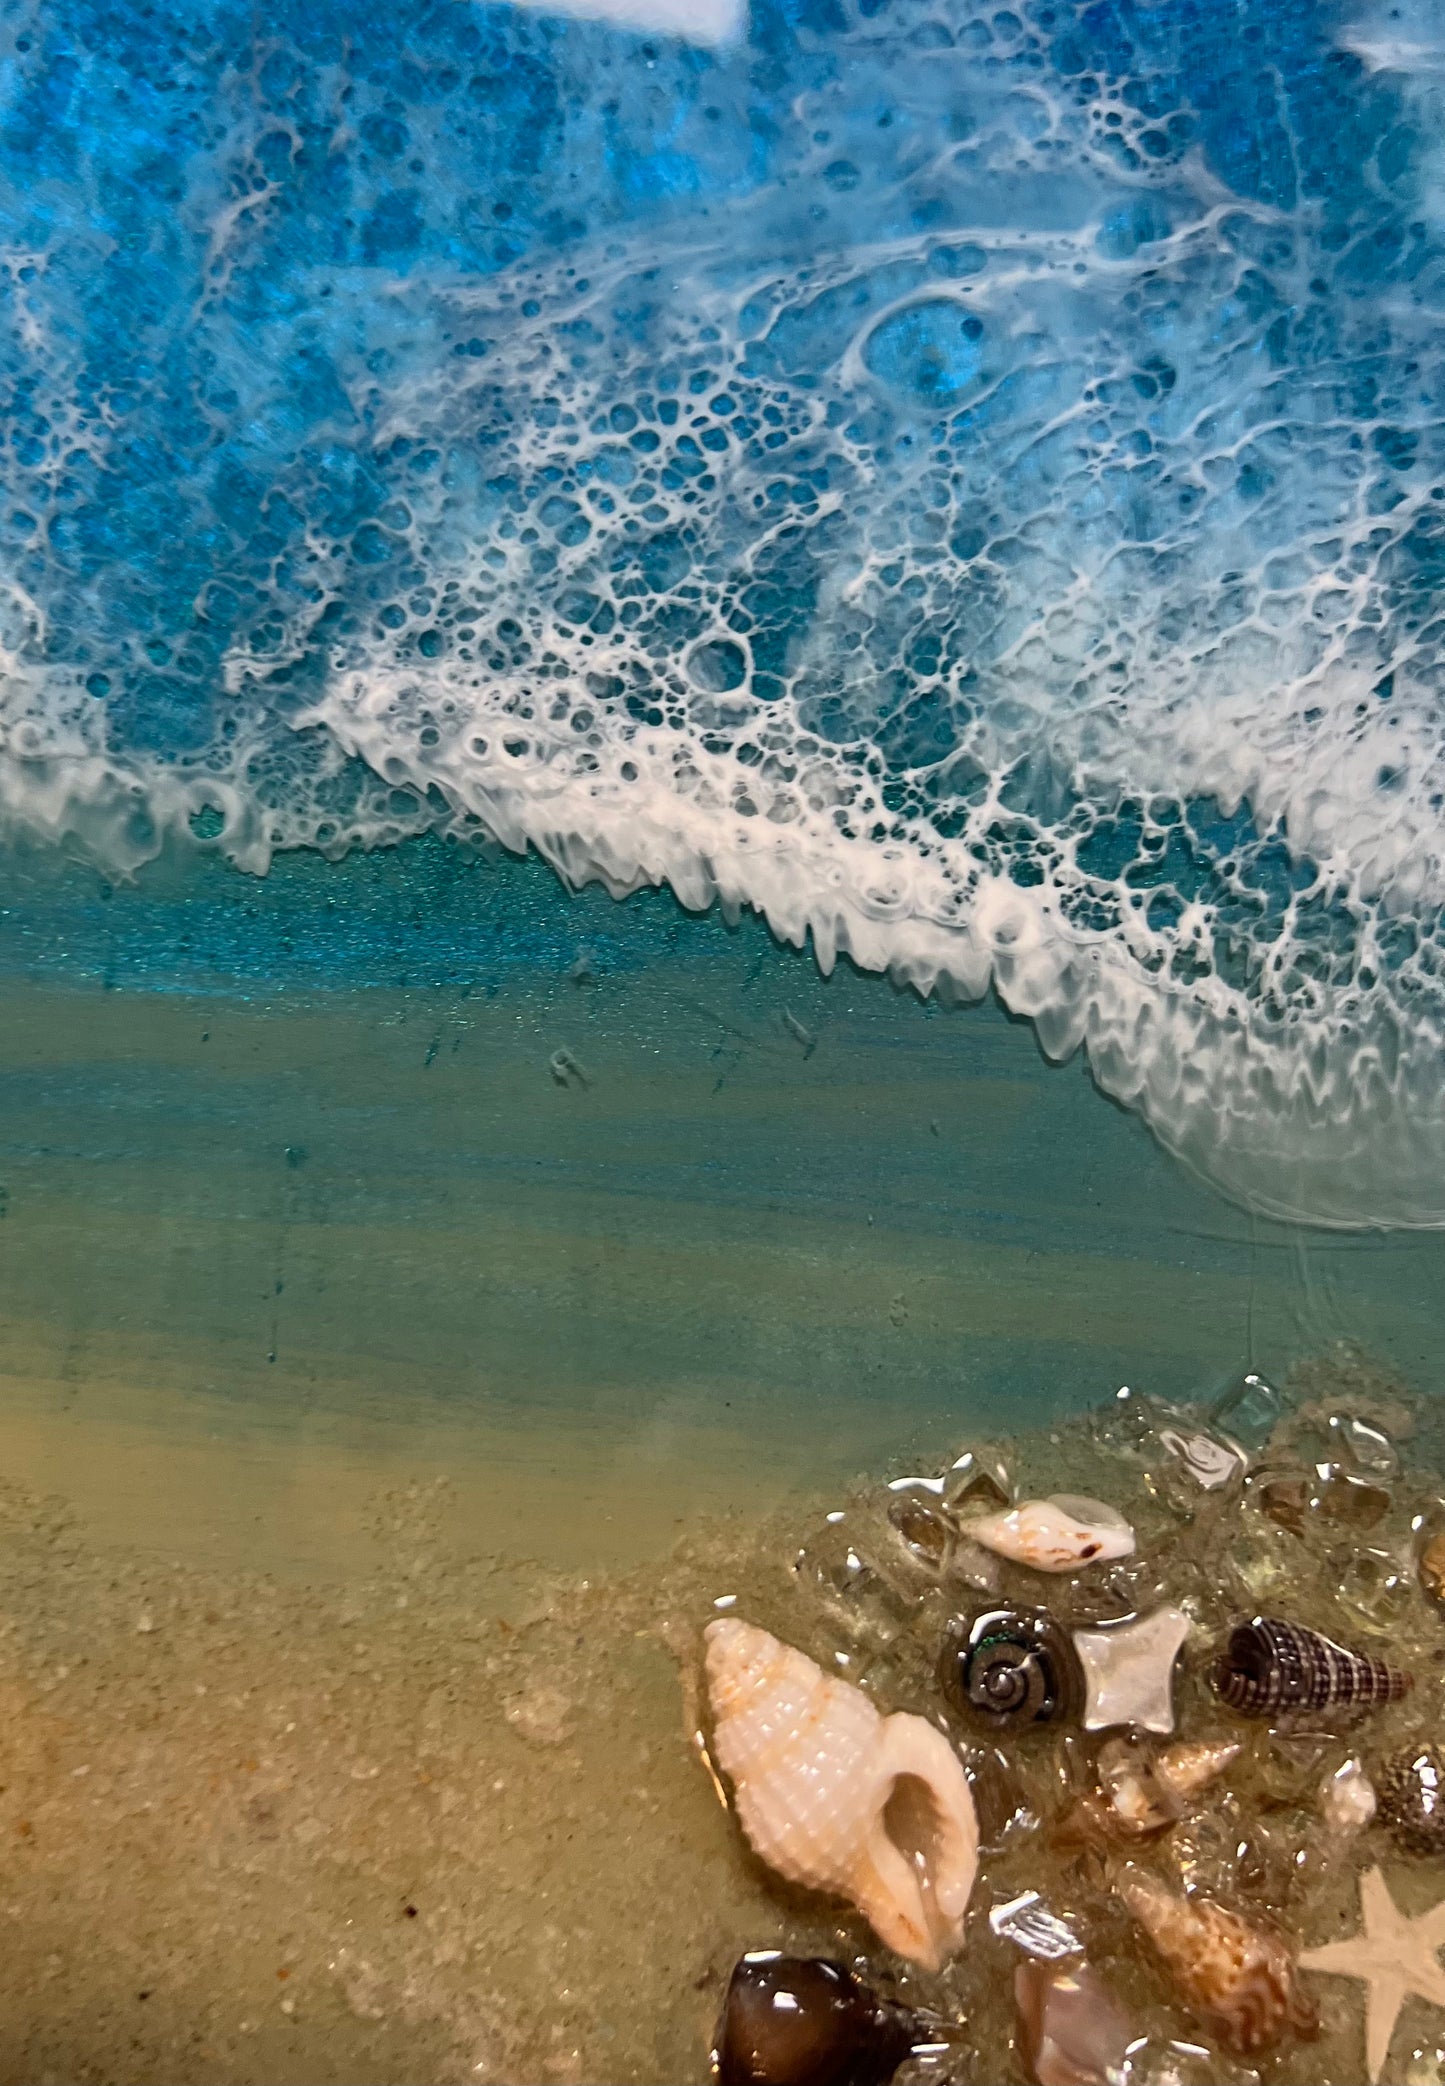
[[3, 0, 1445, 1235]]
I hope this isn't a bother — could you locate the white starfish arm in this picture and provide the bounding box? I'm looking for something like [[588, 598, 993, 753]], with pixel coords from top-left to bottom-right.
[[1300, 1937, 1373, 1980], [1365, 1970, 1409, 2086], [1405, 1955, 1445, 2012], [1360, 1867, 1403, 1934]]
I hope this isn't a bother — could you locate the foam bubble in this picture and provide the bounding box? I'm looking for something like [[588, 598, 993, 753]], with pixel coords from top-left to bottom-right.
[[3, 0, 1445, 1226]]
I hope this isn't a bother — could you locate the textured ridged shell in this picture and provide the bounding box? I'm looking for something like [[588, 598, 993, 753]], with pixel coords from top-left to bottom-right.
[[1213, 1616, 1411, 1716], [705, 1618, 979, 1971], [1120, 1870, 1318, 2056], [961, 1496, 1135, 1574]]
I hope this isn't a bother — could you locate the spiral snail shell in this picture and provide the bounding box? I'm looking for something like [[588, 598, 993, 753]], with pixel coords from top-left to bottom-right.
[[940, 1608, 1083, 1729], [1119, 1868, 1318, 2057], [1212, 1616, 1411, 1717]]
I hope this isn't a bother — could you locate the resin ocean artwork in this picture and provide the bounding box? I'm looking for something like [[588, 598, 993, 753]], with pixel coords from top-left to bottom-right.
[[6, 0, 1445, 2079]]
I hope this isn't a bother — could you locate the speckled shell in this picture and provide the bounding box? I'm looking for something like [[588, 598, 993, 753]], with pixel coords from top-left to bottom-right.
[[961, 1496, 1135, 1574], [704, 1618, 979, 1972], [1119, 1870, 1318, 2057], [1379, 1741, 1445, 1856], [1213, 1616, 1411, 1716], [939, 1608, 1084, 1729]]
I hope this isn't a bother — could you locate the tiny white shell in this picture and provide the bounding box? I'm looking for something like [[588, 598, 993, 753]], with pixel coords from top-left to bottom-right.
[[962, 1495, 1136, 1573], [1320, 1758, 1377, 1834], [704, 1617, 979, 1971]]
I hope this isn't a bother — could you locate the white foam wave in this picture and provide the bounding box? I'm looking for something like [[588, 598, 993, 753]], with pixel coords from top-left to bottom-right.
[[4, 0, 1445, 1229], [297, 203, 1445, 1229]]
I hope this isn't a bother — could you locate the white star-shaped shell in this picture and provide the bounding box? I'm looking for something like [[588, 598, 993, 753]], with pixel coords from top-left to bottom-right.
[[1073, 1605, 1191, 1734]]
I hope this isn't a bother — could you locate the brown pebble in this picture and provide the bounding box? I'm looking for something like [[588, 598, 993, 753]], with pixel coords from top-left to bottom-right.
[[713, 1955, 923, 2086], [1257, 1477, 1310, 1535], [1316, 1470, 1391, 1528]]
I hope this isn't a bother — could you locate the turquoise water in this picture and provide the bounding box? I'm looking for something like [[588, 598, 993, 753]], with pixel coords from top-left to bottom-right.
[[8, 8, 1445, 2079], [4, 0, 1445, 1234], [1, 833, 1443, 1571]]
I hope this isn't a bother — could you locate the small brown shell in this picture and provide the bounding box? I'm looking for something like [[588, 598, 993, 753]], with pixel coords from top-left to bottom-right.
[[1378, 1741, 1445, 1856], [1212, 1616, 1411, 1716], [1418, 1530, 1445, 1610], [1119, 1870, 1318, 2057]]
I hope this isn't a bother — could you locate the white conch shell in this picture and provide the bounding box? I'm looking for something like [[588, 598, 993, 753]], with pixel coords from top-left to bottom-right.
[[962, 1494, 1135, 1573], [704, 1617, 978, 1971]]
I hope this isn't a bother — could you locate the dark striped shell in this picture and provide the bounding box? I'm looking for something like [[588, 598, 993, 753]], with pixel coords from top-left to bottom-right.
[[1212, 1617, 1411, 1717], [939, 1607, 1083, 1728], [1379, 1742, 1445, 1856]]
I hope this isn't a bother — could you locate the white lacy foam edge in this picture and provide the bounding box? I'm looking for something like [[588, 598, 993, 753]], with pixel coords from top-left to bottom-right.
[[307, 680, 1445, 1234], [1, 677, 1439, 1233]]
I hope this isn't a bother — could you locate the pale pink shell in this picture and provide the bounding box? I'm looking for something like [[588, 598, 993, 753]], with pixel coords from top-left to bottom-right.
[[963, 1495, 1135, 1573], [704, 1617, 978, 1970]]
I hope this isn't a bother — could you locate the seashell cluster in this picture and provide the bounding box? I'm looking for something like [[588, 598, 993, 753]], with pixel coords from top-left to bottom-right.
[[694, 1375, 1445, 2086], [961, 1495, 1134, 1573], [1212, 1616, 1411, 1716], [1119, 1869, 1319, 2056], [1378, 1741, 1445, 1856], [712, 1954, 925, 2086], [704, 1618, 979, 1971], [940, 1603, 1192, 1735], [939, 1608, 1083, 1729]]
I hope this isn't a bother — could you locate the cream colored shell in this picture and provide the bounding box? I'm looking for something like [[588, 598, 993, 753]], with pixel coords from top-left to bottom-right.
[[962, 1494, 1135, 1573], [704, 1616, 978, 1971]]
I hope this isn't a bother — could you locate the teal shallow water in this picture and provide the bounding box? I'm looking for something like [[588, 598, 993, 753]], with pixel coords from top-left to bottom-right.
[[1, 840, 1442, 1576], [2, 842, 1445, 2086]]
